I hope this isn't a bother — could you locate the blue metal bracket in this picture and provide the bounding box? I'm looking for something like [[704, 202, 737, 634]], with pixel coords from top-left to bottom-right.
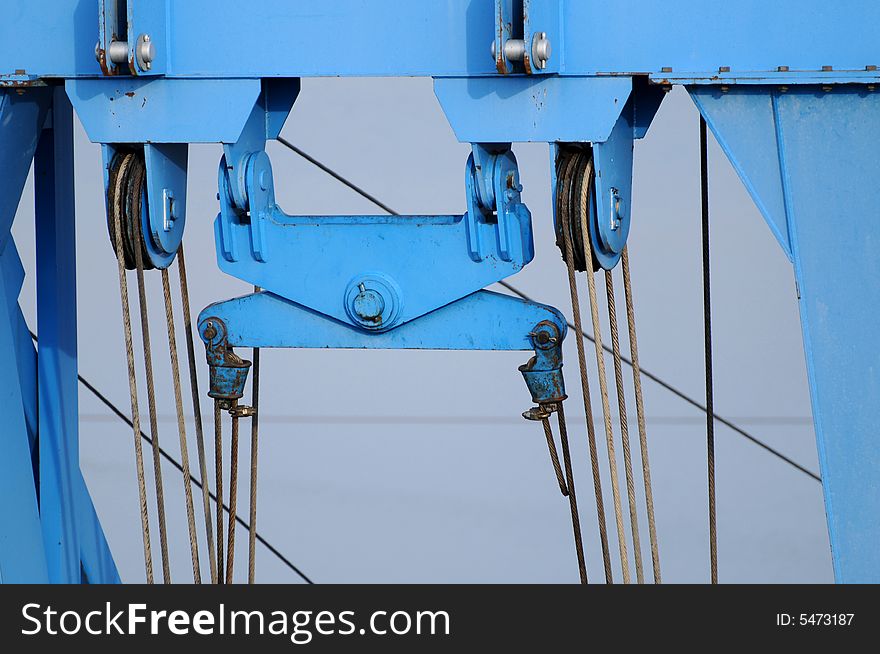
[[199, 289, 566, 351], [434, 75, 632, 144], [215, 139, 534, 331], [493, 1, 560, 76], [198, 288, 566, 408], [520, 320, 566, 405], [200, 318, 252, 402], [98, 0, 165, 77], [548, 78, 666, 271]]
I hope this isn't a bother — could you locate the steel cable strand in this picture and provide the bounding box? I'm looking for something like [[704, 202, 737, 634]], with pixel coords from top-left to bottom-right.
[[576, 160, 631, 584], [161, 267, 202, 582], [700, 117, 719, 584], [605, 270, 644, 583], [555, 404, 588, 583], [109, 152, 154, 583], [541, 415, 570, 497], [248, 286, 262, 584], [226, 404, 241, 584], [176, 245, 218, 584], [621, 247, 662, 583], [214, 399, 225, 583], [130, 155, 172, 583]]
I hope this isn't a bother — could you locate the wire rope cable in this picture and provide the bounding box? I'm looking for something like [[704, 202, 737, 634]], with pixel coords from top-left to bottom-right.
[[556, 150, 613, 583], [700, 116, 719, 585], [621, 247, 662, 583], [176, 245, 218, 584], [128, 155, 172, 583], [249, 287, 262, 584], [109, 151, 154, 583], [575, 160, 631, 584], [161, 266, 202, 583], [605, 271, 644, 583]]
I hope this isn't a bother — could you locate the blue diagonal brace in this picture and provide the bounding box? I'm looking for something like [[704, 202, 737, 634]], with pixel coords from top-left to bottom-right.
[[0, 245, 48, 583]]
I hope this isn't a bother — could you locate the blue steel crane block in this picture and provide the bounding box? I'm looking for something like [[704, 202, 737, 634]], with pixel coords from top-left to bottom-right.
[[214, 142, 534, 331]]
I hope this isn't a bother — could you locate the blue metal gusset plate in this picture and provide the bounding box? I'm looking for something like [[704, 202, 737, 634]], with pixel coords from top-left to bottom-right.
[[143, 143, 188, 268], [689, 86, 793, 260], [434, 76, 632, 143], [591, 95, 635, 270], [199, 289, 567, 351], [66, 78, 262, 144], [214, 209, 535, 329], [0, 88, 52, 253]]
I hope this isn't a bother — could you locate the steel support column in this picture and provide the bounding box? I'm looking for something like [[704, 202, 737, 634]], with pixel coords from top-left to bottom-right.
[[692, 85, 880, 582]]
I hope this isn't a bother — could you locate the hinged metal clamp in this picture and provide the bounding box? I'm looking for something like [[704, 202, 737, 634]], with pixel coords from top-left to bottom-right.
[[199, 316, 252, 401], [520, 320, 566, 406]]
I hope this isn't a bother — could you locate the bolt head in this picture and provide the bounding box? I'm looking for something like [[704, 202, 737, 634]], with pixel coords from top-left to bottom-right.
[[137, 34, 156, 71], [532, 32, 552, 69], [353, 288, 386, 323]]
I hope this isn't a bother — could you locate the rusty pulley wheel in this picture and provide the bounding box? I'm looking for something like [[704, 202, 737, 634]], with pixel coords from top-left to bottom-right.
[[555, 145, 599, 273], [107, 149, 155, 271]]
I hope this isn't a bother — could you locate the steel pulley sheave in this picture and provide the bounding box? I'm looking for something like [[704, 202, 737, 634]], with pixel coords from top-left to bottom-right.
[[106, 149, 156, 271], [555, 145, 625, 273]]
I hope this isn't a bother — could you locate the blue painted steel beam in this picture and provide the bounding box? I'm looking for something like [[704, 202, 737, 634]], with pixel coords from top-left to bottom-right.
[[199, 289, 567, 352], [35, 87, 83, 583], [692, 85, 880, 582], [0, 245, 48, 583], [3, 2, 879, 82], [0, 87, 118, 584], [0, 89, 50, 583]]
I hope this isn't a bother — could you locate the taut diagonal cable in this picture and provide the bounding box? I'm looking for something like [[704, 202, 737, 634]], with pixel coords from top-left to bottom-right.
[[274, 138, 820, 484]]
